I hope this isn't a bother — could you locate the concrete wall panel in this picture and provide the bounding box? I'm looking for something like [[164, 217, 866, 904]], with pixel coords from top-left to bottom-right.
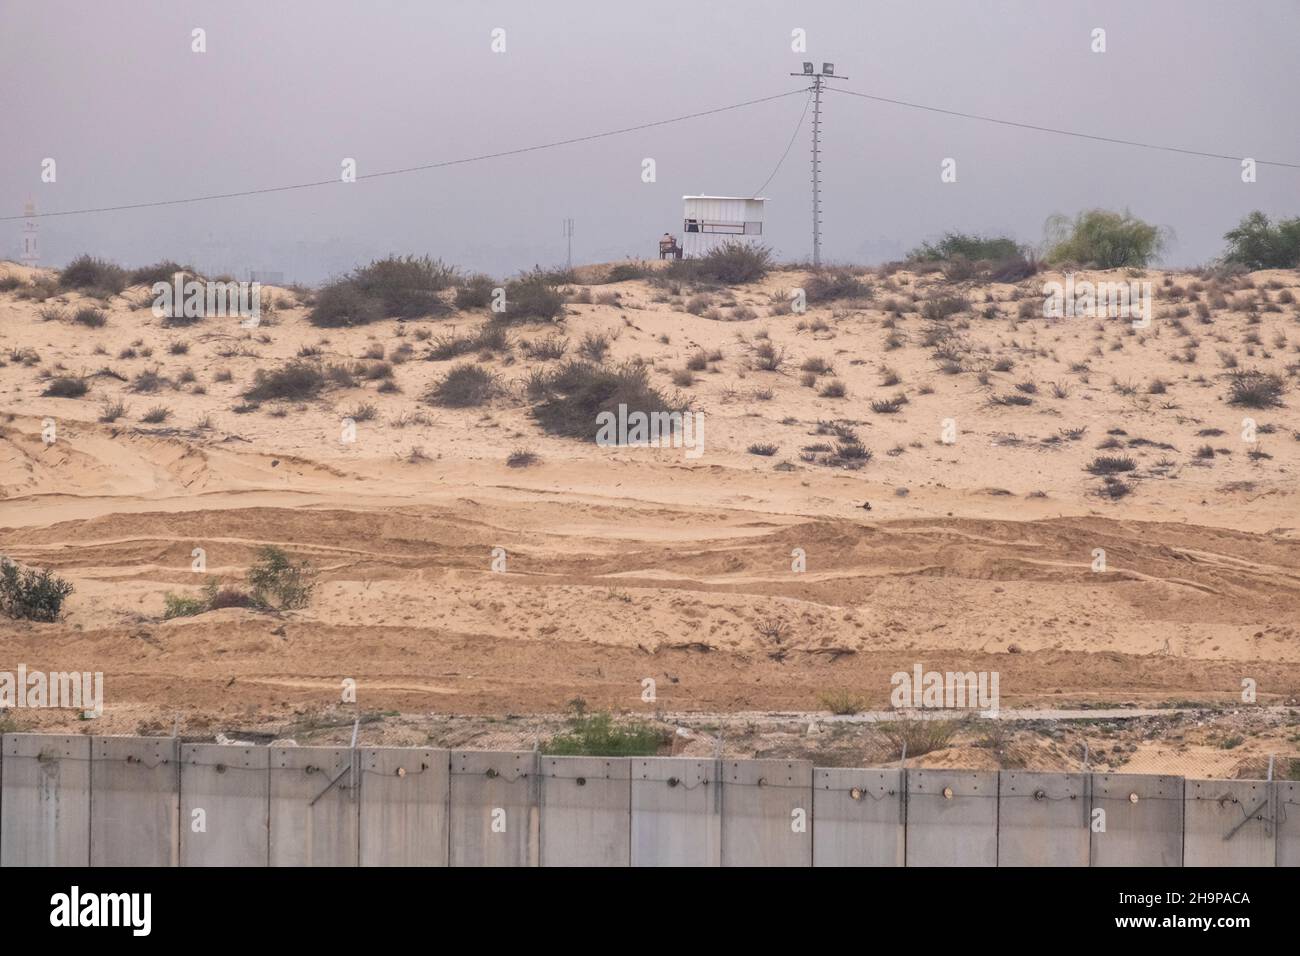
[[1, 734, 90, 867], [997, 771, 1089, 867], [539, 756, 630, 867], [449, 751, 538, 867], [90, 736, 179, 867], [1090, 773, 1183, 867], [269, 747, 358, 867], [631, 758, 720, 867], [906, 770, 998, 867], [721, 759, 812, 866], [1184, 778, 1274, 868], [359, 747, 449, 867], [1278, 782, 1299, 867], [180, 744, 269, 866], [812, 768, 904, 867]]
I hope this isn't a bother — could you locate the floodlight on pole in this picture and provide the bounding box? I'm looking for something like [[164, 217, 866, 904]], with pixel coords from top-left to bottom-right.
[[788, 61, 848, 268]]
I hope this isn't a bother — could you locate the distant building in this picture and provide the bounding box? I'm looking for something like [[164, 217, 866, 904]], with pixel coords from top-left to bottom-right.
[[20, 199, 39, 269], [248, 270, 286, 286], [680, 196, 766, 258]]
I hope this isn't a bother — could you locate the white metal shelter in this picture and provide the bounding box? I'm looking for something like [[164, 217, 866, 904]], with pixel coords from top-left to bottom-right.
[[681, 196, 765, 258]]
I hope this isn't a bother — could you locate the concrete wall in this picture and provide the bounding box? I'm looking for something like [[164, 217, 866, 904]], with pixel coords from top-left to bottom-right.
[[812, 768, 904, 867], [1, 735, 1292, 866], [998, 771, 1090, 867], [906, 770, 999, 866], [1090, 773, 1183, 867]]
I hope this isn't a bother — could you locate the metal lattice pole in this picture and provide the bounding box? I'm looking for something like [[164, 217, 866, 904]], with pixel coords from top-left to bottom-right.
[[789, 63, 847, 267], [811, 75, 823, 268]]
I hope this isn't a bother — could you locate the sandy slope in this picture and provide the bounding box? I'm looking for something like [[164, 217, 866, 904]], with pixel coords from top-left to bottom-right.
[[1, 260, 1298, 744]]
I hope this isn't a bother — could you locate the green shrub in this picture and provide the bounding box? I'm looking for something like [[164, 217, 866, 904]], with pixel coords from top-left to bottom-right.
[[424, 363, 498, 407], [73, 307, 107, 328], [693, 241, 772, 284], [875, 717, 962, 758], [1226, 368, 1286, 408], [600, 261, 653, 283], [497, 270, 565, 324], [1045, 209, 1167, 268], [542, 710, 665, 756], [530, 361, 687, 441], [909, 233, 1022, 263], [243, 361, 327, 401], [0, 557, 74, 622], [42, 376, 88, 398], [1220, 211, 1300, 270], [454, 274, 496, 310], [246, 546, 316, 609], [805, 270, 872, 303], [59, 255, 127, 297], [308, 281, 385, 328], [163, 593, 207, 618], [128, 261, 190, 287], [348, 255, 457, 318]]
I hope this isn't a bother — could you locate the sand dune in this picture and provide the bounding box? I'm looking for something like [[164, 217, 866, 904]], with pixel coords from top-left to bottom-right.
[[1, 260, 1298, 750]]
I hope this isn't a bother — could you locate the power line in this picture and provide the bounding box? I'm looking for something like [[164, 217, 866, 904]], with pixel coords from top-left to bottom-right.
[[0, 88, 811, 222], [752, 89, 814, 197], [824, 85, 1300, 170]]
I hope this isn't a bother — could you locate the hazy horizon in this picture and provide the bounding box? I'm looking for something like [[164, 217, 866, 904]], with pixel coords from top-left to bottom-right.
[[3, 0, 1297, 282]]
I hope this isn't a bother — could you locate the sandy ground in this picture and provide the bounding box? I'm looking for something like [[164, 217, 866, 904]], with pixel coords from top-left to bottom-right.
[[1, 258, 1298, 771]]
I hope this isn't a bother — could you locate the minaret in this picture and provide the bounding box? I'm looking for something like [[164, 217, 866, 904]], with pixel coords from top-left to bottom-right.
[[20, 197, 39, 269]]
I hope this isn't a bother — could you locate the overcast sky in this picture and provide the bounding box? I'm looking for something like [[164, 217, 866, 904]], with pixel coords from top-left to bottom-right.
[[3, 0, 1297, 281]]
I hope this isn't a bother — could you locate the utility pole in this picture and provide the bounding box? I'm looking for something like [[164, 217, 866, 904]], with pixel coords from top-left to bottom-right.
[[789, 62, 848, 268], [562, 217, 575, 270]]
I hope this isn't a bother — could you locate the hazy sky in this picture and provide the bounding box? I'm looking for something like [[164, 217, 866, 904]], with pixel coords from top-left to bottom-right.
[[3, 0, 1297, 281]]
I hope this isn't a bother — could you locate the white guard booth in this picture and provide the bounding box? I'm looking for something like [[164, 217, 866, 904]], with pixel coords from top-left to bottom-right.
[[681, 195, 765, 258]]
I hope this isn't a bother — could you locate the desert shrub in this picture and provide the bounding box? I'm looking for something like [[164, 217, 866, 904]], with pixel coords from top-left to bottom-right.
[[1220, 211, 1300, 270], [988, 253, 1040, 282], [454, 274, 496, 310], [875, 717, 962, 758], [1045, 209, 1167, 268], [141, 406, 171, 423], [308, 281, 385, 328], [428, 324, 509, 361], [805, 270, 872, 303], [0, 557, 74, 622], [818, 689, 867, 715], [59, 255, 127, 296], [424, 363, 497, 407], [72, 306, 107, 328], [506, 448, 539, 468], [16, 275, 60, 301], [1226, 368, 1286, 408], [530, 361, 687, 441], [909, 233, 1021, 263], [204, 582, 261, 610], [246, 546, 316, 609], [1087, 455, 1137, 475], [747, 442, 778, 456], [601, 261, 653, 283], [348, 255, 456, 317], [668, 241, 772, 284], [243, 361, 326, 401], [163, 593, 207, 619], [42, 376, 88, 398], [520, 335, 568, 361], [922, 295, 967, 321], [578, 331, 612, 362], [0, 274, 23, 292], [496, 270, 565, 324], [542, 706, 665, 757], [128, 261, 189, 287]]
